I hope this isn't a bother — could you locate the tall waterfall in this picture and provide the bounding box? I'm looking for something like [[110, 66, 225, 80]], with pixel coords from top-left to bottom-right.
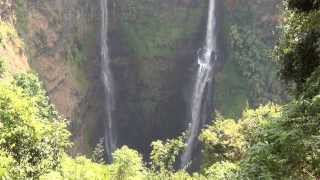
[[101, 0, 116, 162], [181, 0, 218, 168]]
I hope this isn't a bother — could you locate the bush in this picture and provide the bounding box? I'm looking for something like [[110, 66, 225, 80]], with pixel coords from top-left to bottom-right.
[[13, 72, 59, 120], [110, 146, 146, 180], [0, 80, 70, 178], [279, 30, 320, 93], [150, 135, 185, 172], [199, 116, 246, 169], [205, 161, 239, 180], [0, 150, 13, 179], [41, 155, 110, 180]]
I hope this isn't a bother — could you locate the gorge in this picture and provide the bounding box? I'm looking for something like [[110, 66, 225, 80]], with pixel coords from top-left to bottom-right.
[[21, 0, 281, 163], [1, 0, 307, 178]]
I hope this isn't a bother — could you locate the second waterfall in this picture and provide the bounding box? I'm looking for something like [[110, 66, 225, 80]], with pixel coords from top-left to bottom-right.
[[101, 0, 116, 162], [181, 0, 219, 168]]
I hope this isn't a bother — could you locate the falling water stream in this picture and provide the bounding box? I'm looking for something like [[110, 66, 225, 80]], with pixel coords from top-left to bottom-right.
[[181, 0, 218, 168], [101, 0, 116, 162]]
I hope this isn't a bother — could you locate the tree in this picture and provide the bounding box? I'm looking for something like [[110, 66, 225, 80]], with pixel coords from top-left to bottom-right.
[[109, 146, 146, 180], [91, 138, 105, 164], [150, 135, 185, 172], [0, 76, 70, 178]]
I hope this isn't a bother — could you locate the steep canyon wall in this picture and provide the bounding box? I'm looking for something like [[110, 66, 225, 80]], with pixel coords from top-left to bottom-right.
[[6, 0, 283, 157]]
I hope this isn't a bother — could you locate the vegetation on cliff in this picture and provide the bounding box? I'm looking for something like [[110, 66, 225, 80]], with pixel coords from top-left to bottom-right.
[[215, 0, 287, 118], [1, 0, 320, 179], [199, 0, 320, 178], [115, 0, 205, 59]]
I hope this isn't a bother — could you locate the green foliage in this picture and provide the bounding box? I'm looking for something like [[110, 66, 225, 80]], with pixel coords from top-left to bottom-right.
[[200, 104, 281, 170], [214, 58, 250, 118], [41, 145, 205, 180], [239, 97, 320, 179], [0, 150, 13, 178], [91, 138, 105, 164], [217, 0, 286, 118], [1, 0, 319, 179], [0, 79, 70, 178], [14, 72, 44, 96], [150, 135, 185, 172], [65, 45, 89, 91], [301, 67, 320, 98], [13, 72, 59, 120], [41, 155, 110, 180], [117, 0, 205, 59], [276, 9, 320, 95], [0, 71, 109, 179], [145, 170, 204, 180], [200, 102, 320, 179], [206, 2, 320, 179], [259, 5, 320, 177], [109, 146, 146, 180], [199, 116, 246, 169], [229, 25, 283, 106], [66, 45, 86, 65], [0, 21, 18, 47], [239, 104, 282, 146], [205, 161, 239, 180]]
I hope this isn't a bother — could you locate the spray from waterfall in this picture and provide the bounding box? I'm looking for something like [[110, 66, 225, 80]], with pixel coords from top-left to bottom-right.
[[181, 0, 218, 168], [101, 0, 116, 162]]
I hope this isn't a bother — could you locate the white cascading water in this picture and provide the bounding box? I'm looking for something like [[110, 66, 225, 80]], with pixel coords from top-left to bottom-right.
[[181, 0, 218, 168], [101, 0, 116, 162]]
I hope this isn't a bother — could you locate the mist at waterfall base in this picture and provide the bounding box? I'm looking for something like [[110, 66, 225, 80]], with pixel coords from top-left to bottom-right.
[[101, 0, 116, 163], [181, 0, 219, 169]]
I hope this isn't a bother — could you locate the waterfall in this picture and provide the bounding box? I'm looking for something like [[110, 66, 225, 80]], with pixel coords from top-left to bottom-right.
[[181, 0, 218, 168], [101, 0, 116, 162]]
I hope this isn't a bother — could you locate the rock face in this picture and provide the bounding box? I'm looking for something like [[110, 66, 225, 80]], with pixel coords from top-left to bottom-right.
[[19, 0, 208, 155], [13, 0, 282, 157], [19, 0, 104, 154], [108, 0, 207, 155], [0, 0, 30, 74]]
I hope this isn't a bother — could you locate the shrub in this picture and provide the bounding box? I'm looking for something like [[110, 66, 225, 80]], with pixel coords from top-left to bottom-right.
[[13, 72, 59, 120], [0, 80, 70, 178], [41, 155, 110, 180], [150, 135, 185, 172], [110, 146, 146, 180]]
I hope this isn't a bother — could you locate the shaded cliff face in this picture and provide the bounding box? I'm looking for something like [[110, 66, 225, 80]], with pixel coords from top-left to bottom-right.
[[13, 0, 282, 158], [17, 0, 105, 154], [214, 0, 284, 118], [18, 0, 209, 156], [108, 0, 207, 155]]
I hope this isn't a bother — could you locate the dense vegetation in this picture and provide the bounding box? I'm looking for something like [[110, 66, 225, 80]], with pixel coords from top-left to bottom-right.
[[200, 0, 320, 178], [215, 0, 287, 118], [1, 0, 320, 179]]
